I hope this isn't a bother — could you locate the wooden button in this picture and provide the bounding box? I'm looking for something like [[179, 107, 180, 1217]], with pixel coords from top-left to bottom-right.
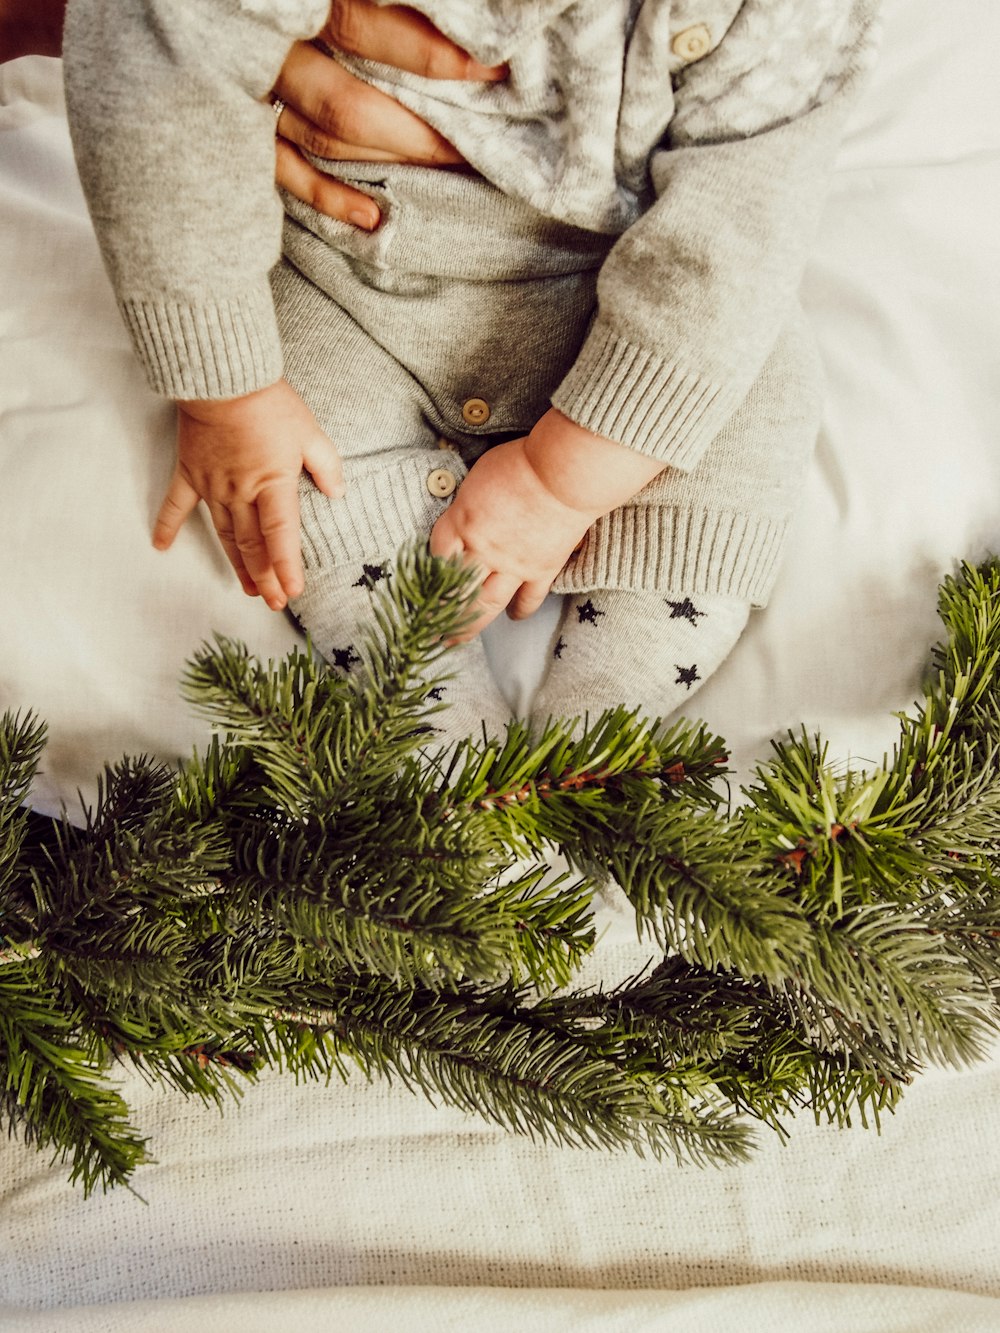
[[461, 397, 491, 426], [426, 468, 457, 498], [671, 24, 712, 61]]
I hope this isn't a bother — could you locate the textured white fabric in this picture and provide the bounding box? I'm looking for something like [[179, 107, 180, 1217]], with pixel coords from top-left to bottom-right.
[[2, 0, 1000, 1322], [5, 1282, 1000, 1332]]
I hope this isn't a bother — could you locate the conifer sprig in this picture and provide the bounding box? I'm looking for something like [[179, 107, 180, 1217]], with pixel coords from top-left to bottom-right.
[[270, 972, 755, 1165], [2, 550, 1000, 1193]]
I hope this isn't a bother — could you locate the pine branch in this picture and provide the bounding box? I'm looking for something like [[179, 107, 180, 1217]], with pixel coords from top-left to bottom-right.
[[526, 956, 909, 1134], [0, 711, 47, 920], [4, 548, 1000, 1192], [571, 801, 815, 982], [269, 973, 754, 1165], [931, 560, 1000, 736], [780, 904, 994, 1067], [0, 959, 149, 1194], [226, 839, 593, 992], [744, 732, 937, 913], [180, 548, 483, 817]]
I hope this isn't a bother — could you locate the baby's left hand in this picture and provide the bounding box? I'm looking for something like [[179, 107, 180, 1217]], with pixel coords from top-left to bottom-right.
[[429, 409, 666, 640], [429, 435, 595, 640]]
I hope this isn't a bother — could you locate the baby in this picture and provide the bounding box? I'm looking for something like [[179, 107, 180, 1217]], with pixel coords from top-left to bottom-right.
[[62, 0, 879, 743]]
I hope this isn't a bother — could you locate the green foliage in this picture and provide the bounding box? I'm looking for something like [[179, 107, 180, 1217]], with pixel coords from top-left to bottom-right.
[[2, 549, 1000, 1193]]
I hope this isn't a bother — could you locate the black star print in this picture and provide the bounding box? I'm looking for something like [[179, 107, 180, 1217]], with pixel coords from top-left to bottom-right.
[[666, 597, 706, 625], [353, 562, 390, 590], [553, 636, 566, 660], [330, 645, 362, 672], [675, 664, 700, 690], [576, 599, 605, 626], [425, 685, 446, 701]]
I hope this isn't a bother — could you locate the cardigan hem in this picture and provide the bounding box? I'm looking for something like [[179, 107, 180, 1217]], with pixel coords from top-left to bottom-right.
[[550, 503, 786, 607]]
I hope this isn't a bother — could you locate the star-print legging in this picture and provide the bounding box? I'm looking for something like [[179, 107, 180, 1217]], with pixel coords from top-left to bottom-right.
[[289, 553, 515, 749], [291, 550, 749, 745], [531, 587, 751, 735]]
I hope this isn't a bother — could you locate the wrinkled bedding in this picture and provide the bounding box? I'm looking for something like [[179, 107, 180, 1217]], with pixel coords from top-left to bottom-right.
[[1, 1, 999, 1324]]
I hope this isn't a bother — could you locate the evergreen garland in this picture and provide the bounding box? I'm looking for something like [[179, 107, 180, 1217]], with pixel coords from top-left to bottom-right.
[[2, 548, 1000, 1194]]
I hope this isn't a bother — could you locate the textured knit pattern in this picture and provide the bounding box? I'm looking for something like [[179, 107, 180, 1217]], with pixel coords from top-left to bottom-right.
[[353, 0, 875, 229], [669, 0, 866, 143], [531, 589, 750, 736]]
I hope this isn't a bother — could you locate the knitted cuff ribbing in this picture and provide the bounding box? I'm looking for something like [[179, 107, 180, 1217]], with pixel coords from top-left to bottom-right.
[[119, 288, 283, 400], [551, 320, 743, 471], [551, 502, 786, 608], [298, 451, 470, 572]]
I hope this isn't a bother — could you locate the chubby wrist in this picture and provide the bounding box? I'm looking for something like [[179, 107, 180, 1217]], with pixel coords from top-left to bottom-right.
[[522, 408, 667, 515], [176, 379, 285, 423]]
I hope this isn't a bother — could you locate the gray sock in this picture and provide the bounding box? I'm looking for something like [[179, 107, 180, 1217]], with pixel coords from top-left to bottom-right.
[[531, 588, 750, 736], [290, 557, 513, 750]]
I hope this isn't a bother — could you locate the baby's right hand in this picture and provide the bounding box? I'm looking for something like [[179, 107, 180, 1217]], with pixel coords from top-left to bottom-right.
[[153, 379, 344, 610]]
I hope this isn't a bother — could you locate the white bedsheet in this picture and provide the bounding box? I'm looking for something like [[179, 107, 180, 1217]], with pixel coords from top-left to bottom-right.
[[2, 1, 1000, 1325]]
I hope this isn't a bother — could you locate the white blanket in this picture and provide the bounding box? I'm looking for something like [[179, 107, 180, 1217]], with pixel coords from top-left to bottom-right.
[[2, 0, 1000, 1324]]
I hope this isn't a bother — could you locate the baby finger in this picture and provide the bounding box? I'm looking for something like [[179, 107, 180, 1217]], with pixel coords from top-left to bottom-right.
[[205, 500, 259, 598], [229, 501, 286, 610], [506, 579, 552, 622], [255, 484, 305, 602], [451, 570, 520, 642], [152, 469, 200, 551]]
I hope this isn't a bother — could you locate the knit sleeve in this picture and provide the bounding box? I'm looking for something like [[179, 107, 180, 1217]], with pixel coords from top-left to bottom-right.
[[62, 0, 328, 400], [550, 0, 882, 469]]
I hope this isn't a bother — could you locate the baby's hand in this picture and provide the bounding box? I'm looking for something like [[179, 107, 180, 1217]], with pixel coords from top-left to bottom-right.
[[429, 409, 666, 641], [153, 380, 344, 610]]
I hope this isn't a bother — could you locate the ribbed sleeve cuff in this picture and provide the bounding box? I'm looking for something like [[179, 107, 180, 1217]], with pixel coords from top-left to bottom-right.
[[298, 450, 470, 572], [551, 503, 787, 608], [551, 320, 742, 471], [119, 287, 284, 400]]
